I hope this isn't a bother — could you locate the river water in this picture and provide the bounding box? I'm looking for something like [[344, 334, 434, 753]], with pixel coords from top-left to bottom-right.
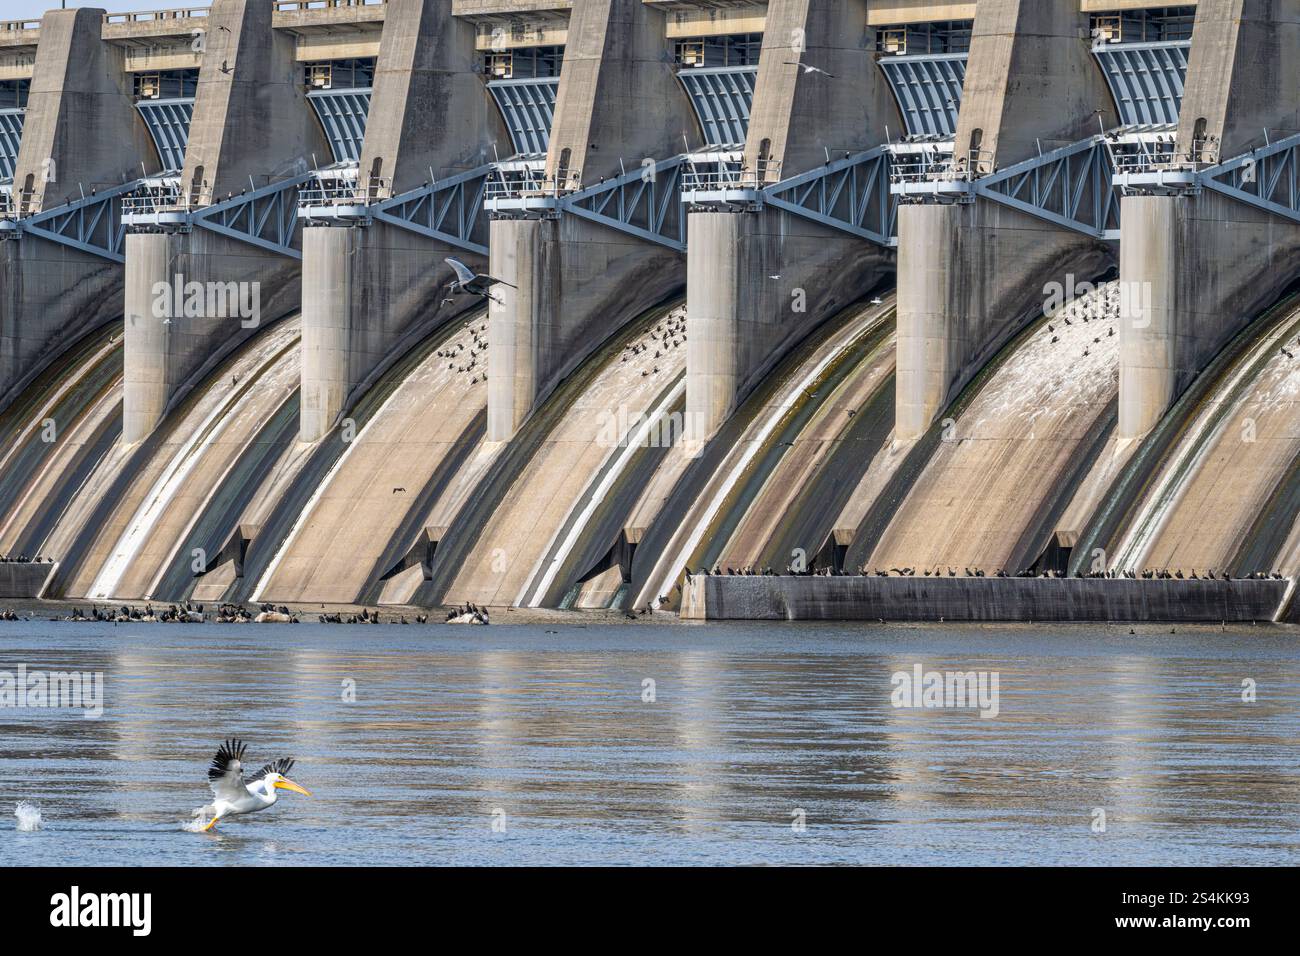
[[1, 620, 1298, 866]]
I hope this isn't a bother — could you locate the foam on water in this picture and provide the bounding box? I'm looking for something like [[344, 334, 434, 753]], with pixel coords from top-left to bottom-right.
[[14, 801, 42, 831]]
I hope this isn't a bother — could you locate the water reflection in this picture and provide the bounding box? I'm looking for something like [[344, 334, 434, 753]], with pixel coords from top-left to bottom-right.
[[0, 621, 1297, 865]]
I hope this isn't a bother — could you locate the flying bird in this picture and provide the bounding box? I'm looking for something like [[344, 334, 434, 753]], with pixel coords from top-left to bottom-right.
[[194, 738, 310, 832], [219, 60, 233, 75], [441, 257, 515, 307], [784, 60, 834, 78]]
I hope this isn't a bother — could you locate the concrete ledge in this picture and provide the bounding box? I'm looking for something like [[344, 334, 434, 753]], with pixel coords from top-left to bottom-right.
[[681, 575, 1289, 623], [0, 563, 56, 599]]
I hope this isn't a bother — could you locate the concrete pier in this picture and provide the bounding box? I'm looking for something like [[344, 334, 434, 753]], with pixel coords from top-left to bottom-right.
[[122, 0, 329, 442], [487, 0, 693, 440], [681, 574, 1289, 623], [1118, 0, 1300, 439], [686, 0, 897, 441], [299, 0, 508, 442], [894, 0, 1116, 439], [1, 8, 152, 409]]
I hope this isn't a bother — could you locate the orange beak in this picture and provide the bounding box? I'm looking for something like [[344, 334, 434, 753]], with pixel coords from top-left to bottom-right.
[[274, 777, 312, 796]]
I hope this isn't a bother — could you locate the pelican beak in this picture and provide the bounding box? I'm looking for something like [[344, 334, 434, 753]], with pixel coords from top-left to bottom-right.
[[274, 778, 312, 796]]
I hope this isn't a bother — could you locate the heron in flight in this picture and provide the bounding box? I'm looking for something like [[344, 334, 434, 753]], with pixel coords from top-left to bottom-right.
[[194, 738, 311, 832], [784, 60, 834, 78], [442, 257, 514, 307]]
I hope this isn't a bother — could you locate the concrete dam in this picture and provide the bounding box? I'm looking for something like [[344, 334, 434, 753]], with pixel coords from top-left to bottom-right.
[[2, 0, 1300, 622]]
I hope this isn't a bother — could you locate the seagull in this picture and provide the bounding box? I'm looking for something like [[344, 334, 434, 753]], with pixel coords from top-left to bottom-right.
[[194, 738, 311, 832], [441, 257, 515, 307], [784, 60, 834, 78]]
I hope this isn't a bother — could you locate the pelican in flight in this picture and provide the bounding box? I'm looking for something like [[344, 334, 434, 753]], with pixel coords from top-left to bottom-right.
[[441, 257, 514, 307], [195, 738, 311, 832]]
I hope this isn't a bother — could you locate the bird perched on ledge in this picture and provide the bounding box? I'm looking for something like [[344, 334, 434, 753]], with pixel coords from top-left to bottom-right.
[[194, 738, 311, 832]]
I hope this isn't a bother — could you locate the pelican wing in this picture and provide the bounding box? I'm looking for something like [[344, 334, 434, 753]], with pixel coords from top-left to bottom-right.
[[207, 738, 249, 800], [445, 257, 476, 285], [247, 757, 295, 782]]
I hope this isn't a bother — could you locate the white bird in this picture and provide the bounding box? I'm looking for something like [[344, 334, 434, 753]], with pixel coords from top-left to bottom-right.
[[784, 60, 834, 78], [441, 257, 515, 307], [194, 738, 310, 832]]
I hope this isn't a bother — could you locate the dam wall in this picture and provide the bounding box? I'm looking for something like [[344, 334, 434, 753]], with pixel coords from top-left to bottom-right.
[[0, 562, 55, 599], [894, 0, 1116, 439], [1, 8, 153, 410], [685, 0, 897, 441], [681, 574, 1288, 623], [299, 0, 510, 442], [486, 0, 693, 440], [1118, 0, 1300, 438]]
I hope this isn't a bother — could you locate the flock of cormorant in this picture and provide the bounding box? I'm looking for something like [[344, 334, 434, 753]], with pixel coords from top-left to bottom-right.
[[622, 314, 687, 377], [689, 566, 1287, 580], [436, 322, 490, 385], [0, 601, 492, 624]]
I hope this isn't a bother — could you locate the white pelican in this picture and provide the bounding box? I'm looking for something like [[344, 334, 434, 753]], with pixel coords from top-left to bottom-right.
[[195, 738, 311, 832]]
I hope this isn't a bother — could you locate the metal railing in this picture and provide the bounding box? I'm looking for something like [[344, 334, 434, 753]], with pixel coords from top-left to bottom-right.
[[273, 0, 386, 10], [681, 158, 779, 193], [120, 179, 186, 217], [103, 8, 209, 23], [485, 163, 578, 202]]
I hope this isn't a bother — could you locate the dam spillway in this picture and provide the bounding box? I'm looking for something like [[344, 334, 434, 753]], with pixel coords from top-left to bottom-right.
[[2, 0, 1300, 622]]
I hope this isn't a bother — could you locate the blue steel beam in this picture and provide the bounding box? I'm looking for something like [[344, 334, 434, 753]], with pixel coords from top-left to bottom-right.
[[369, 163, 493, 255], [561, 156, 687, 251], [762, 146, 898, 247], [974, 135, 1120, 240], [1198, 133, 1300, 225], [189, 172, 313, 258], [6, 179, 148, 263]]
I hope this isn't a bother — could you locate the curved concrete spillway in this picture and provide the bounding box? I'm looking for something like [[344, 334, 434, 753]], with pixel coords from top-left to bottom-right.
[[1109, 299, 1300, 576], [868, 283, 1122, 574]]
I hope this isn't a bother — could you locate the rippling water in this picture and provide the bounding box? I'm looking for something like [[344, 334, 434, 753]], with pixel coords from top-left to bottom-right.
[[2, 620, 1298, 866]]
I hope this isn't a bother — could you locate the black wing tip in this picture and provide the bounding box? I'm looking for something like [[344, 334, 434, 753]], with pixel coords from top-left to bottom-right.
[[207, 737, 248, 781]]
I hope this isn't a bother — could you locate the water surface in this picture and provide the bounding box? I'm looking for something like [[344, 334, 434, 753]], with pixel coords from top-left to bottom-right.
[[2, 621, 1297, 866]]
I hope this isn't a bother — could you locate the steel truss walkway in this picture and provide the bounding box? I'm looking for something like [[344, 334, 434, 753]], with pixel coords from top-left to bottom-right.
[[299, 164, 494, 256], [0, 179, 147, 263], [120, 171, 313, 259], [486, 155, 690, 252]]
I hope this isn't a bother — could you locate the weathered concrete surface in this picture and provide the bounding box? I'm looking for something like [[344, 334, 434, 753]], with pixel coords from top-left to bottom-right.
[[1119, 0, 1300, 439], [0, 562, 55, 598], [180, 0, 327, 207], [896, 201, 1112, 440], [681, 574, 1288, 622], [686, 213, 892, 440], [299, 0, 510, 441], [872, 284, 1119, 575], [895, 0, 1116, 439], [1174, 0, 1300, 165], [258, 314, 489, 605], [1, 7, 155, 410], [1112, 301, 1300, 575], [741, 0, 896, 185], [124, 0, 327, 442], [488, 214, 682, 439], [488, 0, 694, 440], [122, 231, 300, 443], [628, 300, 891, 611], [444, 307, 686, 607], [687, 0, 898, 440]]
